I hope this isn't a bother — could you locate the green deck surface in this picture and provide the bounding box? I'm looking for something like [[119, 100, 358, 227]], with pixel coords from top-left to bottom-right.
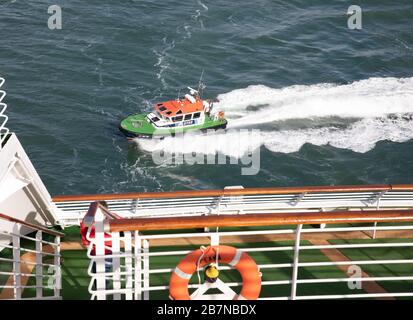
[[0, 247, 13, 287], [2, 226, 413, 300], [329, 238, 413, 299], [57, 233, 413, 300]]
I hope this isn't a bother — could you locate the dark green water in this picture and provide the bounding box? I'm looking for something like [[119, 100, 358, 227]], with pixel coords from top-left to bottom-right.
[[1, 0, 413, 195]]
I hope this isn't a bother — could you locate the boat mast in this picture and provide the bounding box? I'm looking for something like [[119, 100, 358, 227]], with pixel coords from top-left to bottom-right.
[[197, 69, 205, 99]]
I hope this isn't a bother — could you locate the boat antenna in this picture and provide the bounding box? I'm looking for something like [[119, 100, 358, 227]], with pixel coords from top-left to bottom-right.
[[177, 88, 181, 101], [197, 69, 205, 98]]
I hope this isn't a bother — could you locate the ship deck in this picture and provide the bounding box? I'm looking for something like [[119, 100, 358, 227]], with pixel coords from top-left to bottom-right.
[[2, 224, 413, 300]]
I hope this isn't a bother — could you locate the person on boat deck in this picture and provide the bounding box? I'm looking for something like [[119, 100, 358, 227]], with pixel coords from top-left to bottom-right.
[[80, 201, 114, 289]]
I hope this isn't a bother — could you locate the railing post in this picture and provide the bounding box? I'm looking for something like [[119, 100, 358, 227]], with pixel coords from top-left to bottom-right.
[[12, 223, 21, 299], [209, 192, 225, 244], [210, 233, 220, 246], [124, 231, 133, 300], [372, 191, 385, 239], [143, 239, 150, 300], [94, 207, 107, 300], [290, 192, 306, 206], [54, 235, 61, 298], [111, 231, 121, 300], [205, 195, 223, 233], [290, 224, 303, 300], [319, 208, 326, 229], [132, 198, 140, 215], [134, 231, 142, 300], [35, 230, 43, 298]]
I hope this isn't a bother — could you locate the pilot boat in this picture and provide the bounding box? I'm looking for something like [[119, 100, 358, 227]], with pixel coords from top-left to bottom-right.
[[119, 87, 227, 139]]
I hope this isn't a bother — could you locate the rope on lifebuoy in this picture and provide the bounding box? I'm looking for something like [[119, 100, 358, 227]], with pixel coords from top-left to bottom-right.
[[196, 246, 207, 285]]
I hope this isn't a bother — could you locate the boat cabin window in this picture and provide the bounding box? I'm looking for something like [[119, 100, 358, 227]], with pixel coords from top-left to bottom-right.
[[173, 115, 183, 122], [193, 112, 201, 119], [176, 110, 182, 115], [159, 106, 167, 111], [151, 116, 160, 122], [184, 114, 192, 120], [166, 111, 172, 115]]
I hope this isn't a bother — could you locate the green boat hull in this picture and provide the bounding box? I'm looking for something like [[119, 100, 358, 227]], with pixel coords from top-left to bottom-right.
[[119, 113, 228, 139]]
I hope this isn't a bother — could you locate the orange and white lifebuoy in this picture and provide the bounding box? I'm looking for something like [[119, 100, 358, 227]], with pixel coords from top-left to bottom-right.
[[169, 245, 261, 300]]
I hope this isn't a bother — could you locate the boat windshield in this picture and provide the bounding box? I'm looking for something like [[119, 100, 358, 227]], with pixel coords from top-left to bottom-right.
[[155, 111, 164, 119]]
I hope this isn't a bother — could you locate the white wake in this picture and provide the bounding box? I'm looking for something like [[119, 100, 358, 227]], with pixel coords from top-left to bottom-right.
[[216, 77, 413, 127], [135, 77, 413, 156]]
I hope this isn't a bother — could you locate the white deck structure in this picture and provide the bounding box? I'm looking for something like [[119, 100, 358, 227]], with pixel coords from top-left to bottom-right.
[[0, 77, 61, 299]]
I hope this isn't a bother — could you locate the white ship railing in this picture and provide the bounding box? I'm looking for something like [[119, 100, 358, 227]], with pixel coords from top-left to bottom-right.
[[85, 203, 413, 300], [0, 77, 9, 151], [53, 184, 413, 226], [0, 212, 63, 300]]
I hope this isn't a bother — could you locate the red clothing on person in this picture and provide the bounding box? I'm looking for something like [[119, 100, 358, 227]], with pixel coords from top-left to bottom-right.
[[80, 221, 112, 256]]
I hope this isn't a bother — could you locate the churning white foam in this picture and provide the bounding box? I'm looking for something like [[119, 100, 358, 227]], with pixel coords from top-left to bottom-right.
[[137, 129, 262, 159], [136, 77, 413, 156], [216, 77, 413, 127], [263, 116, 413, 153]]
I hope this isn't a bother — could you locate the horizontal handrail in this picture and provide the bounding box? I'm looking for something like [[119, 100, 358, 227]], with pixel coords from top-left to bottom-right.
[[52, 184, 413, 202], [82, 202, 121, 227], [0, 212, 64, 237], [105, 208, 413, 232]]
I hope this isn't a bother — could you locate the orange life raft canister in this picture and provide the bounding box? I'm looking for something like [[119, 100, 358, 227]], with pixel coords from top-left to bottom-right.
[[169, 245, 261, 300]]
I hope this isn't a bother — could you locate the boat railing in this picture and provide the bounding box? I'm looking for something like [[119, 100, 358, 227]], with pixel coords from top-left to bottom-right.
[[87, 203, 413, 300], [0, 77, 9, 150], [53, 184, 413, 226], [0, 212, 63, 300]]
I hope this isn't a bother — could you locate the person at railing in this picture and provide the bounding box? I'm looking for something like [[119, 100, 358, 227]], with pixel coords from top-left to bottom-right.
[[80, 201, 117, 290]]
